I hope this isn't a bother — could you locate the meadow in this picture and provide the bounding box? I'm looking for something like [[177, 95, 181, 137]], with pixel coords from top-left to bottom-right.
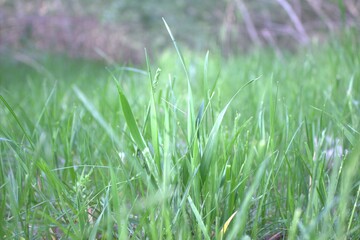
[[0, 27, 359, 239]]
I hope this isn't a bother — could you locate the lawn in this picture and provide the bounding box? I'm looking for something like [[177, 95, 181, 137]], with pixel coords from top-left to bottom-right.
[[0, 27, 359, 239]]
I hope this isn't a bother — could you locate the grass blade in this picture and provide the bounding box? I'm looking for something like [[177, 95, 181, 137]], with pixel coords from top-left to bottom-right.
[[0, 95, 34, 150], [73, 86, 121, 145], [188, 196, 211, 240], [200, 78, 257, 181], [163, 17, 195, 145]]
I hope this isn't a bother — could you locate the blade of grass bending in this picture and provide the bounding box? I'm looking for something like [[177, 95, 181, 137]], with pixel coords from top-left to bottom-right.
[[73, 86, 121, 146], [163, 17, 195, 145], [200, 78, 257, 182], [162, 18, 190, 83], [115, 66, 148, 75], [0, 95, 34, 150], [188, 196, 211, 240]]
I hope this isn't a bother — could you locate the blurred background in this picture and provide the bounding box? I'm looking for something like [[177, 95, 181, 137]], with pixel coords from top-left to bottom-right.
[[1, 0, 359, 64]]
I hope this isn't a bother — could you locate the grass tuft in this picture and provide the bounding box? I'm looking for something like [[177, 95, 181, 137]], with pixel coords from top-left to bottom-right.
[[0, 29, 359, 239]]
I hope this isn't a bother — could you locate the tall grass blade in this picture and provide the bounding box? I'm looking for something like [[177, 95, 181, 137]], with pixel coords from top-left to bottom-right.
[[145, 49, 161, 169], [113, 80, 159, 186], [162, 17, 195, 144]]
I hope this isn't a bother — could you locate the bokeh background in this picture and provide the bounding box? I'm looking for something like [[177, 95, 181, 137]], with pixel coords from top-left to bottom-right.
[[1, 0, 359, 64]]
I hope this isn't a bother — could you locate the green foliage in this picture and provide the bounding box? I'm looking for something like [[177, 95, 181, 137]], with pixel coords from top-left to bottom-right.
[[0, 30, 359, 239]]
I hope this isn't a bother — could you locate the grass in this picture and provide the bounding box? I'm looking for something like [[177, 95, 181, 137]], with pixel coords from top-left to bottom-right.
[[0, 27, 359, 239]]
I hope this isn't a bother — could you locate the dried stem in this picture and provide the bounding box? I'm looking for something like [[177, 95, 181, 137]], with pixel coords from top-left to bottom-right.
[[234, 0, 261, 46], [276, 0, 309, 43]]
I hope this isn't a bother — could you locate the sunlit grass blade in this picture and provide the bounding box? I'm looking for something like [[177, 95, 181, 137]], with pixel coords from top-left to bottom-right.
[[220, 210, 238, 236]]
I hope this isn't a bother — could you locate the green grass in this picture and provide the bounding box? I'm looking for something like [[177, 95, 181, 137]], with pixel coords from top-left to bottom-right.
[[0, 28, 359, 239]]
